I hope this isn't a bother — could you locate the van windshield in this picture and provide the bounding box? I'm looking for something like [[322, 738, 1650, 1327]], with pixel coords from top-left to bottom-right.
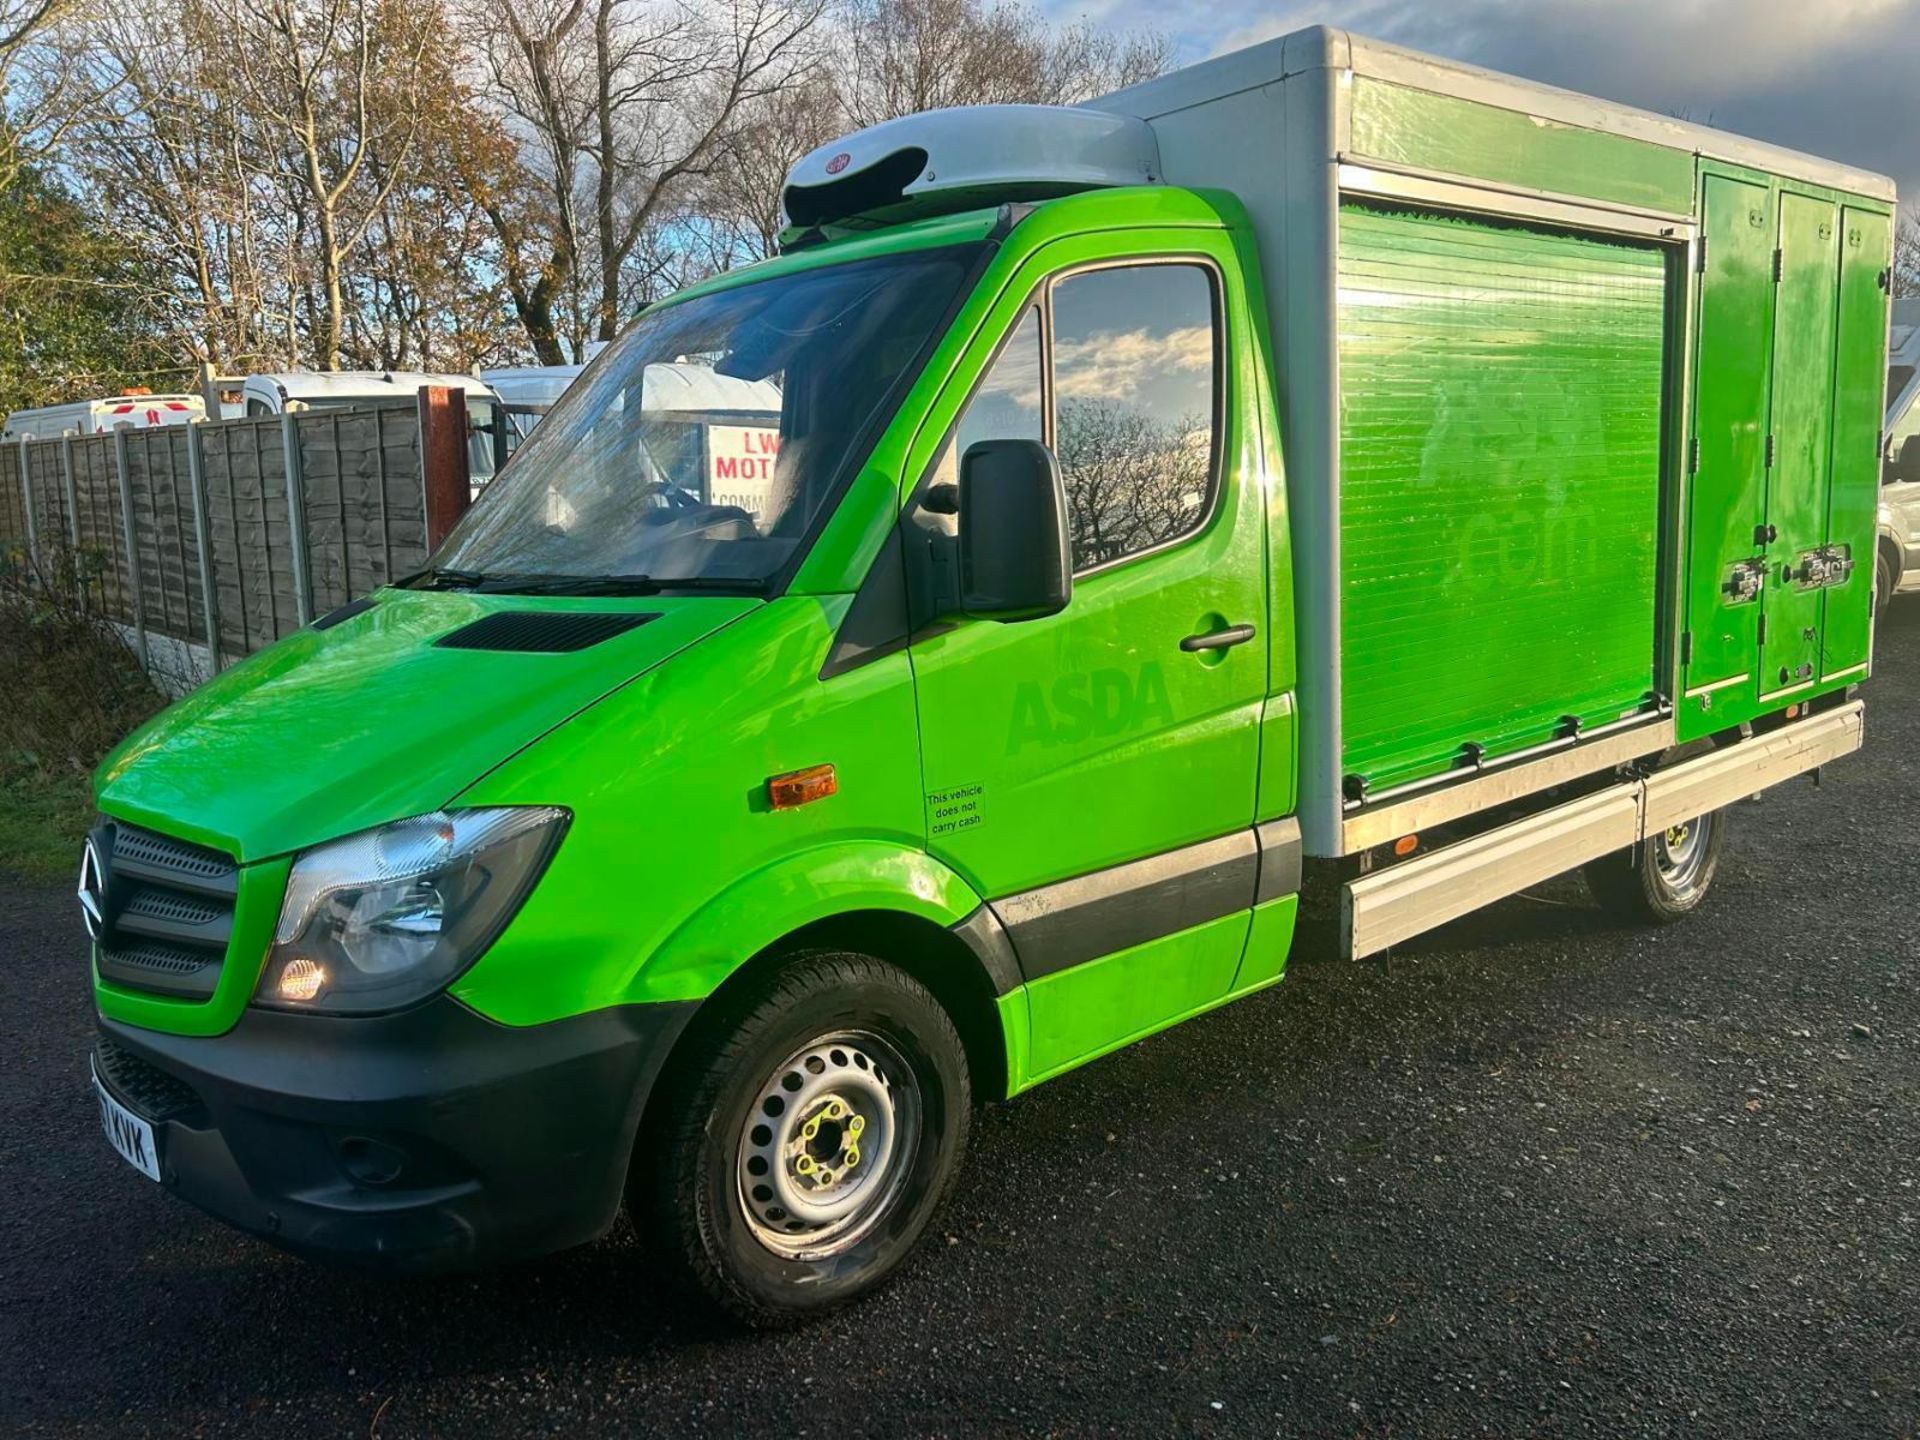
[[431, 244, 980, 589]]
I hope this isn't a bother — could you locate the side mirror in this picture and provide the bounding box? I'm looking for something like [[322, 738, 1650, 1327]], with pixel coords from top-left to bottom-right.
[[955, 439, 1072, 621]]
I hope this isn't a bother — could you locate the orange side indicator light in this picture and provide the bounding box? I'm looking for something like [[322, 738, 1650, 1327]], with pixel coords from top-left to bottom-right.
[[768, 763, 838, 810], [1393, 834, 1420, 857]]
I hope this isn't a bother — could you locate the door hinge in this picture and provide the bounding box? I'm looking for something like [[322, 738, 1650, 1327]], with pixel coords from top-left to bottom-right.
[[1765, 434, 1776, 468], [1687, 436, 1701, 474], [1697, 237, 1709, 273], [1679, 630, 1693, 666], [1757, 613, 1768, 646], [1772, 247, 1784, 283], [1880, 267, 1892, 292]]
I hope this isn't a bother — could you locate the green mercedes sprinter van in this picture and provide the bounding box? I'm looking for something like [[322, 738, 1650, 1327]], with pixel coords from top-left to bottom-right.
[[83, 28, 1891, 1324]]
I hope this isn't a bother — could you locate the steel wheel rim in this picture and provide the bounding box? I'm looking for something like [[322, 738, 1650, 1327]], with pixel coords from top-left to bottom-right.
[[735, 1029, 921, 1261], [1655, 812, 1714, 895]]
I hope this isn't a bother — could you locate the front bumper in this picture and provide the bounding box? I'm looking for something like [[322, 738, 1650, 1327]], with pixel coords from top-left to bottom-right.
[[93, 995, 695, 1271]]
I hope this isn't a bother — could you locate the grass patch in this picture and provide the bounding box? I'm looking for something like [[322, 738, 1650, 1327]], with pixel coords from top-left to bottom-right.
[[1, 548, 166, 881], [0, 769, 94, 880]]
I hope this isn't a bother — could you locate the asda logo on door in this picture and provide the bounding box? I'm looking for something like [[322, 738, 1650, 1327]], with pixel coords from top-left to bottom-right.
[[1007, 663, 1174, 752]]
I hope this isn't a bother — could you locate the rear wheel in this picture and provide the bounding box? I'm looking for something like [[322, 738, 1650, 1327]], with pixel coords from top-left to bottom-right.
[[637, 952, 970, 1327], [1583, 808, 1726, 924]]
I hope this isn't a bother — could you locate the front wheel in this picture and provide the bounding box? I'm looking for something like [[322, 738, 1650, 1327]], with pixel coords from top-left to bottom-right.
[[1876, 546, 1896, 614], [636, 952, 971, 1327], [1582, 808, 1726, 924]]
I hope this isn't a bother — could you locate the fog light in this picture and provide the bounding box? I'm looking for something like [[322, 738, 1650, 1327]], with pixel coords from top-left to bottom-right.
[[277, 957, 327, 1002], [338, 1136, 406, 1186]]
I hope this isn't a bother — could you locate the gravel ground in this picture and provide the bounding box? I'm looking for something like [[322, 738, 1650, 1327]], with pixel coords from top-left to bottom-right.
[[3, 608, 1917, 1439]]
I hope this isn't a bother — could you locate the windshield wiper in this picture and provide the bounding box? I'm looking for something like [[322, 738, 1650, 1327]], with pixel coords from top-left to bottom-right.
[[470, 573, 766, 597], [404, 566, 493, 591]]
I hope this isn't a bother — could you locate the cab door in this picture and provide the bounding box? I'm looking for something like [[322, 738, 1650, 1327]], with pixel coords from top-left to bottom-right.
[[904, 232, 1267, 1077]]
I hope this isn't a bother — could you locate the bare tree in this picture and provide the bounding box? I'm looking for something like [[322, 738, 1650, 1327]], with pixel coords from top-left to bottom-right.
[[475, 0, 825, 361], [0, 0, 87, 190], [839, 0, 1168, 128], [1896, 212, 1920, 301], [64, 4, 290, 369], [697, 0, 1171, 265], [695, 71, 838, 264], [213, 0, 441, 369]]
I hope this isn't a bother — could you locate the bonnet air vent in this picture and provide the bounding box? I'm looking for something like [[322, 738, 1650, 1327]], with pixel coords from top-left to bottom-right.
[[434, 611, 660, 654], [312, 595, 377, 631]]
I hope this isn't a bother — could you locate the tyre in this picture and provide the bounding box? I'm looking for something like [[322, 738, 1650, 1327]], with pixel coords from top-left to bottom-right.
[[1582, 808, 1726, 924], [1876, 546, 1897, 615], [637, 951, 971, 1327]]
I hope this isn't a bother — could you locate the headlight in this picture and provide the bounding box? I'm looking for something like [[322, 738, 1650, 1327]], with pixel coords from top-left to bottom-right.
[[256, 807, 567, 1014]]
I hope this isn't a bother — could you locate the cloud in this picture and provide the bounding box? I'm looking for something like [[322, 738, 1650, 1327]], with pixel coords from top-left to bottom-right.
[[1051, 0, 1920, 214], [1052, 323, 1213, 407]]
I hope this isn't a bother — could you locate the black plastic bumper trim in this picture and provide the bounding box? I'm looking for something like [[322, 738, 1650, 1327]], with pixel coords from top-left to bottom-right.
[[93, 994, 695, 1272]]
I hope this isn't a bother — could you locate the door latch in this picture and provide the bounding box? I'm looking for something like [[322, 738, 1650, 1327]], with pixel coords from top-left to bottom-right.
[[1723, 558, 1766, 604]]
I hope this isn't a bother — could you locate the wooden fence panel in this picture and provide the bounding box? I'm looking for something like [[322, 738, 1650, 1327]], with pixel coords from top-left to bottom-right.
[[0, 448, 27, 554], [24, 442, 69, 550], [10, 405, 446, 673], [199, 417, 302, 656], [295, 403, 426, 614], [123, 428, 206, 646], [70, 435, 132, 621]]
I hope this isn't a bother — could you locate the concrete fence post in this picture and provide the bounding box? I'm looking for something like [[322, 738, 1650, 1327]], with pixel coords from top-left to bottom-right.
[[112, 429, 149, 670], [280, 412, 313, 625], [185, 423, 223, 672], [17, 435, 37, 564], [59, 436, 80, 547]]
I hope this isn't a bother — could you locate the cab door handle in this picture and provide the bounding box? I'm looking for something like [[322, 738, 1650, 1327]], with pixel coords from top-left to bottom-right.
[[1180, 623, 1257, 654]]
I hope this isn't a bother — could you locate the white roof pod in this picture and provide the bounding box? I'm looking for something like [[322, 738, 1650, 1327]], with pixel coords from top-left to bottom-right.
[[781, 104, 1160, 235]]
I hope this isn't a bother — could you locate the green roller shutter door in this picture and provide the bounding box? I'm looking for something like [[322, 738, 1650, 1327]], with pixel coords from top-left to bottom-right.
[[1337, 204, 1669, 793]]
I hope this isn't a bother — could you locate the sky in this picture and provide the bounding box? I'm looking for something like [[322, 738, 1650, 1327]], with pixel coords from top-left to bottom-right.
[[1048, 0, 1919, 214]]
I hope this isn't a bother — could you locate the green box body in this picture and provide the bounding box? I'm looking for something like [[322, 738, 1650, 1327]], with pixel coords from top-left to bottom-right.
[[1102, 27, 1893, 831]]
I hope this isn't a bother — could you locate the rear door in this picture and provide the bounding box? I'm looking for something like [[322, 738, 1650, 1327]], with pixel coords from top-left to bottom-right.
[[1684, 172, 1776, 706], [1821, 205, 1893, 678], [1759, 190, 1841, 699]]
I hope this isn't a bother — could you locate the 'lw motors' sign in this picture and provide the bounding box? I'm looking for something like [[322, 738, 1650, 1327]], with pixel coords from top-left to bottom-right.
[[709, 425, 781, 521]]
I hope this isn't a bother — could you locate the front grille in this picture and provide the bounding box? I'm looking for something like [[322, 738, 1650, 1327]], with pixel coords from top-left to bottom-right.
[[94, 1034, 200, 1120], [91, 822, 238, 1001]]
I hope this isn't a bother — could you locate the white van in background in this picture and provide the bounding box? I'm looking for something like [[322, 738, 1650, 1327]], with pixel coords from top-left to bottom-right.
[[2, 392, 206, 441], [480, 365, 583, 445], [1878, 300, 1920, 610], [241, 372, 506, 486]]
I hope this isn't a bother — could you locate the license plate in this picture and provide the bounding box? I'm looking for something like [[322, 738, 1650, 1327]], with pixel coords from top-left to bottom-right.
[[92, 1061, 161, 1182]]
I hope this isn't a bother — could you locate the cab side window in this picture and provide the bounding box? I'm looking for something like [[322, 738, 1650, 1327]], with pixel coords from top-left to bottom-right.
[[913, 262, 1221, 572], [1050, 264, 1219, 572]]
